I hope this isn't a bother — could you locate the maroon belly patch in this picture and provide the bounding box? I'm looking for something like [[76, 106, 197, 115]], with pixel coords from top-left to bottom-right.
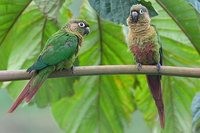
[[131, 44, 155, 64]]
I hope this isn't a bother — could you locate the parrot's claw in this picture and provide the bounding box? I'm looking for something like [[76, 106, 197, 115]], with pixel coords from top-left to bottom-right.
[[137, 63, 142, 71], [71, 66, 74, 74], [62, 66, 74, 73], [157, 63, 161, 71]]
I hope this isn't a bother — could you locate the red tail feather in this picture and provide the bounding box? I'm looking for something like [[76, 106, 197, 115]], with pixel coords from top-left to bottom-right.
[[7, 78, 34, 113], [146, 75, 165, 128], [8, 67, 54, 113], [25, 83, 42, 103]]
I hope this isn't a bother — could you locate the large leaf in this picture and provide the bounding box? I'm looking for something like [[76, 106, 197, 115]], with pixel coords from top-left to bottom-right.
[[0, 0, 31, 69], [133, 75, 158, 127], [155, 0, 200, 54], [0, 3, 46, 75], [34, 0, 73, 27], [33, 0, 65, 22], [0, 0, 31, 47], [57, 0, 73, 26], [162, 77, 199, 133], [0, 1, 75, 108], [88, 0, 158, 24], [0, 0, 30, 87], [52, 1, 135, 132]]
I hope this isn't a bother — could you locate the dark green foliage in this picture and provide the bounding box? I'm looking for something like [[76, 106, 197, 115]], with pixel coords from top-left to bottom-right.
[[88, 0, 158, 24]]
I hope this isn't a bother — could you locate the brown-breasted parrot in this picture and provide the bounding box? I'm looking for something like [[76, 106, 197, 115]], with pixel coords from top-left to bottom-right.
[[127, 4, 165, 128], [8, 19, 90, 113]]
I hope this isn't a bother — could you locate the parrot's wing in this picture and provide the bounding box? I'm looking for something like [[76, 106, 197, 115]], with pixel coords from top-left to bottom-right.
[[27, 32, 79, 72], [151, 24, 163, 65]]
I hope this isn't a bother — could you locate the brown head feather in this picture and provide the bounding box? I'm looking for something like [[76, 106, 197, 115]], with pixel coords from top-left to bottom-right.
[[63, 19, 90, 37], [127, 4, 151, 34]]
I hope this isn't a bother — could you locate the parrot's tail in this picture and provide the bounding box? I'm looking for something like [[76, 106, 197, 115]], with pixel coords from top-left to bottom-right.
[[7, 77, 35, 113], [8, 66, 55, 113], [146, 75, 165, 128]]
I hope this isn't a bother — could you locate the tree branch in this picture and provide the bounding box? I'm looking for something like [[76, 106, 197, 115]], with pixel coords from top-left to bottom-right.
[[0, 65, 200, 81]]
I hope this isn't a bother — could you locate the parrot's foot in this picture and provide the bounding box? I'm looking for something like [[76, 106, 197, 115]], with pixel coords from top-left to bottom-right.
[[70, 66, 74, 74], [62, 66, 74, 73], [157, 63, 161, 71], [137, 63, 142, 71]]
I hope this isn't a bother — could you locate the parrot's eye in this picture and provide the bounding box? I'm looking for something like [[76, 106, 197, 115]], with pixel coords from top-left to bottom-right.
[[139, 9, 144, 14], [78, 22, 85, 27]]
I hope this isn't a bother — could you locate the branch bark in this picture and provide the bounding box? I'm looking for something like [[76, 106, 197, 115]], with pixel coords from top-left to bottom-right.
[[0, 65, 200, 81]]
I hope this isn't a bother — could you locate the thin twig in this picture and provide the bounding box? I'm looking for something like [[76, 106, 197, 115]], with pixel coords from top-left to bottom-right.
[[0, 65, 200, 81]]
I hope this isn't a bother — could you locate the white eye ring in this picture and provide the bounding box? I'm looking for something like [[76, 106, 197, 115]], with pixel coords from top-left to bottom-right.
[[78, 22, 85, 27], [139, 9, 144, 14]]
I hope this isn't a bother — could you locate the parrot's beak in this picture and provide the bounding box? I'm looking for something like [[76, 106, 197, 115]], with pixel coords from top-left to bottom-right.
[[131, 11, 139, 23], [84, 27, 90, 36]]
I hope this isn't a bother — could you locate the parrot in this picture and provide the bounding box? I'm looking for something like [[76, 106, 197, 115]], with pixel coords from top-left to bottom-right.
[[127, 4, 165, 128], [8, 19, 90, 113]]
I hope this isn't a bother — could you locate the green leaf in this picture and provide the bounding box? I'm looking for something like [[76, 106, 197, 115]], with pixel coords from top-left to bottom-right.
[[162, 77, 199, 133], [0, 0, 31, 69], [33, 0, 65, 22], [33, 0, 73, 27], [155, 0, 200, 54], [57, 0, 73, 26], [88, 0, 158, 25], [134, 75, 158, 127], [0, 3, 45, 71], [192, 93, 200, 133], [52, 1, 135, 132], [34, 77, 76, 107], [0, 0, 31, 47]]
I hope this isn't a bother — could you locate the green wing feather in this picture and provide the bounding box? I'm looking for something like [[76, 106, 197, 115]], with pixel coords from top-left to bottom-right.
[[27, 31, 79, 72], [151, 24, 163, 65]]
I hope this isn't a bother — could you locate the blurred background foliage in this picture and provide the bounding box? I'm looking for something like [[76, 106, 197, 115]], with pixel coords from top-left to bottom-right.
[[0, 0, 200, 133]]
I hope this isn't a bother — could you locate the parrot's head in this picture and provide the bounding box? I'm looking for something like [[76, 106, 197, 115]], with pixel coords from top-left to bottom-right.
[[66, 19, 90, 36], [127, 4, 150, 25]]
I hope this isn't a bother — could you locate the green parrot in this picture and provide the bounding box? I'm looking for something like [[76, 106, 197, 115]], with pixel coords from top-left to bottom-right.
[[127, 4, 165, 128], [8, 19, 90, 113]]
